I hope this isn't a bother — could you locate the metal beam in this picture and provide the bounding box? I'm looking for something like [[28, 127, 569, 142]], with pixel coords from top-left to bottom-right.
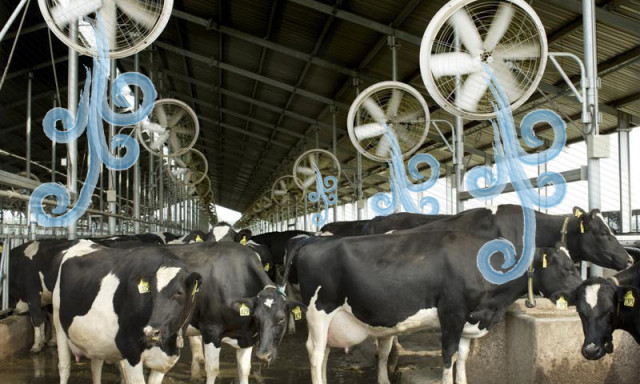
[[154, 41, 349, 109], [544, 0, 640, 39]]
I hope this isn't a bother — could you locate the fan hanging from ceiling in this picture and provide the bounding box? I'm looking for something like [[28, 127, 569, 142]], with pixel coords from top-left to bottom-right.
[[347, 81, 430, 162], [38, 0, 174, 58], [292, 149, 341, 193], [137, 99, 199, 158], [271, 175, 305, 207], [420, 0, 547, 120], [166, 148, 208, 187]]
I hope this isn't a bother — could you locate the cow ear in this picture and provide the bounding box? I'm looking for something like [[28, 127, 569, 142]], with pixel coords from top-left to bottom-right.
[[616, 286, 638, 309], [231, 298, 256, 317], [550, 289, 577, 307], [286, 300, 307, 321], [186, 272, 202, 297]]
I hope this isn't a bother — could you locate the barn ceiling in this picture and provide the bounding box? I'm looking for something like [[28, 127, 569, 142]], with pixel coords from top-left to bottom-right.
[[1, 0, 640, 222]]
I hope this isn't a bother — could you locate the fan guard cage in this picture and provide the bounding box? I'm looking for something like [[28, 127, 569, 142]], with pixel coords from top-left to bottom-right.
[[347, 81, 430, 163], [293, 149, 341, 193], [166, 149, 208, 187], [420, 0, 547, 120]]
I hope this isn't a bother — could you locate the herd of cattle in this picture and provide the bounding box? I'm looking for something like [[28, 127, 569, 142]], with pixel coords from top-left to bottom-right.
[[5, 204, 640, 384]]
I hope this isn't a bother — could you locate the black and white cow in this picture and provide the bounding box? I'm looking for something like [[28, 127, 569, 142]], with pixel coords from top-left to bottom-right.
[[54, 240, 201, 384], [248, 230, 310, 276], [246, 240, 276, 281], [166, 242, 305, 383], [494, 205, 633, 270], [296, 231, 581, 384], [9, 239, 73, 352], [551, 261, 640, 360], [319, 220, 370, 236], [624, 247, 640, 264], [362, 212, 453, 235]]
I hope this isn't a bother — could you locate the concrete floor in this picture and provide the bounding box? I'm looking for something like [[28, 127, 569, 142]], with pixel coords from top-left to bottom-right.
[[0, 324, 378, 384]]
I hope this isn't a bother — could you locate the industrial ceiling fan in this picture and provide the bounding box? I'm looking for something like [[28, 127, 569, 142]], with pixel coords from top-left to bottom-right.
[[420, 0, 547, 120], [137, 99, 199, 158], [166, 148, 208, 187], [38, 0, 173, 58], [292, 149, 341, 193], [271, 175, 305, 208]]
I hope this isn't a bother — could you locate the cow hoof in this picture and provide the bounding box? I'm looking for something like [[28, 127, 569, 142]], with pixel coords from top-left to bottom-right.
[[30, 345, 43, 353], [47, 340, 57, 348], [191, 362, 204, 380]]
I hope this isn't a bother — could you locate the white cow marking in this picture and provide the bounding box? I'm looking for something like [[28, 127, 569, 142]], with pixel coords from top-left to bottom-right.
[[319, 231, 333, 237], [585, 284, 600, 309], [264, 298, 274, 308], [596, 213, 615, 236], [156, 267, 181, 292], [153, 232, 167, 244], [222, 337, 240, 349], [39, 272, 52, 305], [384, 230, 395, 235], [168, 234, 188, 244], [142, 346, 179, 373], [24, 241, 40, 260], [66, 273, 121, 361], [559, 246, 572, 260], [15, 299, 29, 313], [213, 226, 231, 241], [62, 240, 97, 261]]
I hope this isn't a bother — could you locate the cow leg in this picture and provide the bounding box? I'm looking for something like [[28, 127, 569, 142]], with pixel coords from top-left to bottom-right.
[[321, 347, 330, 384], [189, 335, 205, 380], [376, 336, 394, 384], [439, 310, 465, 384], [455, 337, 471, 384], [305, 320, 329, 384], [204, 342, 221, 384], [147, 370, 165, 384], [31, 322, 46, 353], [120, 360, 145, 384], [54, 314, 71, 384], [236, 347, 253, 384], [47, 312, 57, 347], [91, 359, 103, 384]]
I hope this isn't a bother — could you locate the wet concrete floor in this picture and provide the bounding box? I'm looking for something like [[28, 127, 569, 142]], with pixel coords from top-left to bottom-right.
[[0, 324, 377, 384]]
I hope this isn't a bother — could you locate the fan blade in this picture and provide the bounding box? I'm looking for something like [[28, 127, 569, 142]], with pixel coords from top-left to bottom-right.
[[297, 166, 316, 176], [430, 52, 479, 78], [375, 137, 391, 157], [51, 0, 101, 28], [309, 153, 318, 169], [393, 125, 413, 144], [115, 0, 157, 30], [362, 97, 386, 122], [386, 89, 403, 119], [167, 108, 186, 128], [155, 105, 168, 127], [449, 9, 483, 56], [274, 190, 287, 196], [98, 0, 118, 50], [168, 132, 182, 154], [279, 180, 287, 191], [354, 123, 385, 141], [494, 43, 540, 60], [150, 131, 170, 150], [491, 60, 524, 102], [302, 176, 316, 189], [318, 157, 333, 169], [394, 109, 424, 124], [483, 3, 515, 52], [455, 71, 489, 112], [170, 127, 194, 135]]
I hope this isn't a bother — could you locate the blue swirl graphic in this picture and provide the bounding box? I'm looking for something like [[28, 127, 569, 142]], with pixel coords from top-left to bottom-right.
[[308, 164, 337, 227], [474, 64, 567, 284], [29, 15, 156, 227], [370, 123, 440, 216]]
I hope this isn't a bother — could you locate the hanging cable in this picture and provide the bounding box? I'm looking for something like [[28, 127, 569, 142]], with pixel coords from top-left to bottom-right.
[[47, 28, 61, 105], [0, 0, 31, 92]]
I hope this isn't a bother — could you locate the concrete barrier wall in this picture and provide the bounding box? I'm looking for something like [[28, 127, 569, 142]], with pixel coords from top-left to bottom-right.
[[467, 299, 640, 384], [0, 314, 33, 361]]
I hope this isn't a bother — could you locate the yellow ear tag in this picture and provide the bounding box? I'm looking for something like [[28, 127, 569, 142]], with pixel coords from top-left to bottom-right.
[[195, 235, 203, 243], [556, 296, 568, 310], [624, 290, 635, 307], [138, 279, 150, 294], [192, 281, 200, 296], [575, 210, 583, 218], [542, 252, 548, 269], [264, 263, 270, 272], [240, 236, 248, 245], [239, 303, 250, 317], [292, 306, 302, 321], [580, 222, 585, 234]]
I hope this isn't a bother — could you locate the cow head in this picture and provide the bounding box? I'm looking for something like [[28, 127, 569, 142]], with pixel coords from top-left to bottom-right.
[[247, 242, 276, 281], [532, 245, 582, 297], [142, 266, 202, 347], [551, 278, 639, 360], [231, 286, 305, 364], [571, 207, 633, 270]]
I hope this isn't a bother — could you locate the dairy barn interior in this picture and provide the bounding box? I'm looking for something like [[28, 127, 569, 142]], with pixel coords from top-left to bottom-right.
[[1, 0, 640, 383]]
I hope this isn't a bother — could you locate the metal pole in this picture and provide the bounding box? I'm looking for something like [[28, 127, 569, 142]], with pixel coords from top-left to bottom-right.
[[67, 23, 78, 240], [454, 33, 464, 214], [354, 77, 364, 220], [108, 59, 117, 235], [133, 54, 141, 234], [0, 0, 29, 43], [388, 36, 398, 81], [158, 159, 164, 230], [331, 104, 338, 222], [584, 0, 602, 277], [26, 72, 36, 240], [618, 112, 632, 233]]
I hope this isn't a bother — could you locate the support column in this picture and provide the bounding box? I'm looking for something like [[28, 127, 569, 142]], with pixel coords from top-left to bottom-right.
[[331, 104, 338, 222], [584, 0, 603, 277], [67, 24, 78, 240], [454, 115, 464, 213], [26, 72, 36, 240], [618, 112, 632, 233], [354, 76, 364, 220], [133, 54, 141, 234], [108, 59, 117, 235], [388, 36, 399, 81]]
